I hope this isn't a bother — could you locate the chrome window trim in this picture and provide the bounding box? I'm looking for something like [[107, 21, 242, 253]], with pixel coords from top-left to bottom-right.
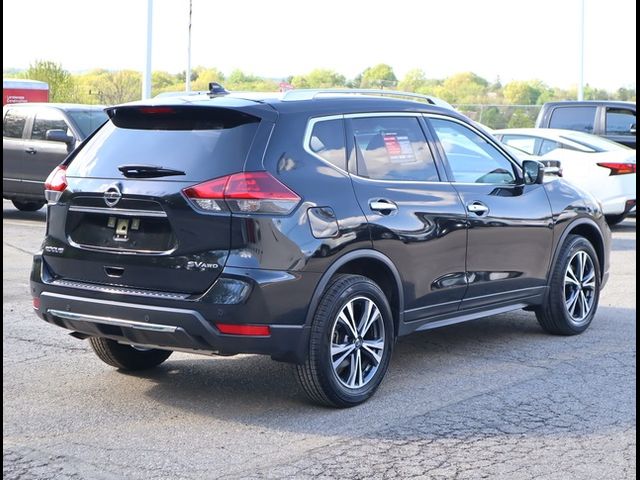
[[424, 113, 523, 185], [304, 112, 447, 185]]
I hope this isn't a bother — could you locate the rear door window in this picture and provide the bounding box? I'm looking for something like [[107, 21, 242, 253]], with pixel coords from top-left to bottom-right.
[[350, 116, 439, 182], [500, 135, 538, 155], [548, 106, 596, 133], [605, 108, 635, 136], [3, 109, 28, 138]]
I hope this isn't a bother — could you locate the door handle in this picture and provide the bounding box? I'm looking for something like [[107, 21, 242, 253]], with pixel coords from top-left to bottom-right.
[[25, 148, 37, 155], [369, 199, 398, 214], [467, 202, 489, 216]]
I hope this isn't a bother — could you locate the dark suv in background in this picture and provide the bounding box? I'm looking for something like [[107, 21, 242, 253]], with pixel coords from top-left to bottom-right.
[[536, 100, 636, 148], [31, 89, 611, 407], [3, 103, 107, 211]]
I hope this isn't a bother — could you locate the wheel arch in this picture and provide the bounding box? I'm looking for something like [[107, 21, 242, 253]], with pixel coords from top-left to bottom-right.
[[551, 218, 606, 282], [305, 250, 404, 338]]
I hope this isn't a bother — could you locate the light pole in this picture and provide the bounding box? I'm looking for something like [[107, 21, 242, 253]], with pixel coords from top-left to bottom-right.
[[578, 0, 585, 100], [142, 0, 153, 99], [186, 0, 192, 92]]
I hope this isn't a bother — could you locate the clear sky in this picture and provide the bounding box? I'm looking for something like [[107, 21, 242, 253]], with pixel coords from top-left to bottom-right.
[[2, 0, 636, 90]]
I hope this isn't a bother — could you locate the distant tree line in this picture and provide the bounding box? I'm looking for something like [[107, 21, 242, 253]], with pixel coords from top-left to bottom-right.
[[5, 60, 635, 128]]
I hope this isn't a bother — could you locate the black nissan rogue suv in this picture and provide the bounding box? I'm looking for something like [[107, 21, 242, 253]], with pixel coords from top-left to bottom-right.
[[31, 89, 611, 407]]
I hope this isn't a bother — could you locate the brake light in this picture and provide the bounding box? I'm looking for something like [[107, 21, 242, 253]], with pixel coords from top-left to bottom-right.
[[597, 162, 636, 175], [44, 165, 68, 204], [216, 323, 271, 336], [183, 172, 301, 214], [137, 106, 175, 114]]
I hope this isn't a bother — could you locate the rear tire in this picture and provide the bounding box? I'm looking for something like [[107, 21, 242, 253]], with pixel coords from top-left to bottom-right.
[[12, 200, 45, 211], [535, 235, 601, 335], [295, 274, 394, 408], [89, 337, 172, 370]]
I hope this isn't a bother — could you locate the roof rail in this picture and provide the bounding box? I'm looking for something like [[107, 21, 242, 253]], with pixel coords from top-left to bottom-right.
[[281, 89, 454, 109]]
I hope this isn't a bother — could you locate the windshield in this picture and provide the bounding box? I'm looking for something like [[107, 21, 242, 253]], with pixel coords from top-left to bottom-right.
[[559, 131, 631, 152], [67, 109, 109, 138]]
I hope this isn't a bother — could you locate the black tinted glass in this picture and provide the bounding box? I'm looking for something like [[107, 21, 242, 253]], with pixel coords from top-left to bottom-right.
[[548, 106, 596, 132], [431, 118, 516, 184], [31, 110, 70, 140], [605, 108, 635, 136], [3, 109, 28, 138], [351, 116, 438, 181], [67, 117, 260, 182], [67, 110, 109, 138], [309, 119, 346, 170]]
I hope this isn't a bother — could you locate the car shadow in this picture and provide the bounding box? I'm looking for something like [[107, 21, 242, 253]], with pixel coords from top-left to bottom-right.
[[2, 205, 46, 223], [130, 306, 635, 439]]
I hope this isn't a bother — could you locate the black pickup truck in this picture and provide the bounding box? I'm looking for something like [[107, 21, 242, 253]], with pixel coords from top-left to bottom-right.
[[3, 103, 107, 211], [536, 100, 636, 149]]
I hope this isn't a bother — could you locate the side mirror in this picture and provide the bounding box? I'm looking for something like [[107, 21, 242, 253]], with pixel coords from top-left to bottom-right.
[[45, 129, 75, 145], [522, 160, 545, 185], [541, 159, 563, 177], [630, 123, 636, 134]]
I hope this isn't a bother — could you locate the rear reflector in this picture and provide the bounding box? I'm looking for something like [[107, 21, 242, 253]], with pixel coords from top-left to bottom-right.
[[597, 162, 636, 175], [183, 172, 300, 214], [32, 297, 40, 310], [216, 323, 271, 336]]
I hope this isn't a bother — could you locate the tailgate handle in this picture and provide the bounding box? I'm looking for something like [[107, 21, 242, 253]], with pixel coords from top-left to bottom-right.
[[104, 266, 125, 278]]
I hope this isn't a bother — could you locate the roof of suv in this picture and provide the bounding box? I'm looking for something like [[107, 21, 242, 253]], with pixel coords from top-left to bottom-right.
[[125, 90, 463, 121]]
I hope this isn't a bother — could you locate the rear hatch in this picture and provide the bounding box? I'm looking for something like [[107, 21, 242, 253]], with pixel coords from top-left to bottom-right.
[[43, 102, 274, 295]]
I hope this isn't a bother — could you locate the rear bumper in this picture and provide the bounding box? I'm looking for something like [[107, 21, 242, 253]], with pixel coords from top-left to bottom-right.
[[31, 255, 319, 364]]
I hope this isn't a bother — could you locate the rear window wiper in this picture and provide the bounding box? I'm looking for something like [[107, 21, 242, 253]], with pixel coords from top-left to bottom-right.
[[118, 164, 186, 178]]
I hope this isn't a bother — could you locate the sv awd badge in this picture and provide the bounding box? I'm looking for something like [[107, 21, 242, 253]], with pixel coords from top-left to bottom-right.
[[186, 261, 219, 271]]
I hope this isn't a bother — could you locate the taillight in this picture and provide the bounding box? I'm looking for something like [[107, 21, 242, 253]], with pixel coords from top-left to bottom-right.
[[44, 165, 68, 203], [597, 162, 636, 176], [183, 172, 301, 215]]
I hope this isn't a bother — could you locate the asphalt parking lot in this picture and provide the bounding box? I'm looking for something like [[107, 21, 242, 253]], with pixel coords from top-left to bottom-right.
[[3, 200, 636, 480]]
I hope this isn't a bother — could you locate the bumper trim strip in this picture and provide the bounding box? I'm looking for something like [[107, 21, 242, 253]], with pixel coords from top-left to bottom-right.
[[47, 309, 179, 333]]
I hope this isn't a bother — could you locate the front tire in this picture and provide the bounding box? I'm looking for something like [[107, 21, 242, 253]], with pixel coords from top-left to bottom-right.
[[12, 200, 45, 211], [535, 235, 601, 335], [295, 274, 394, 408], [89, 337, 172, 370]]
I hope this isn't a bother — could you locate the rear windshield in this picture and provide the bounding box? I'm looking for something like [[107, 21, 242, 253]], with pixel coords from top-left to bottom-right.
[[66, 108, 260, 181], [67, 109, 109, 138]]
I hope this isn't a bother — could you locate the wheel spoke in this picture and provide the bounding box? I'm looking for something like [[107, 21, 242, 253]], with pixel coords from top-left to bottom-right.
[[579, 290, 590, 318], [338, 312, 358, 338], [577, 252, 586, 281], [362, 340, 383, 366], [345, 352, 357, 387], [345, 301, 358, 334], [566, 290, 580, 316], [356, 350, 363, 387], [359, 305, 380, 338], [565, 271, 580, 286], [332, 344, 356, 370]]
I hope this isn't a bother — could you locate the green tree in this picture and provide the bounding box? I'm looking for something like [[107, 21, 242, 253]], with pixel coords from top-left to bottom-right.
[[360, 64, 397, 88], [91, 70, 141, 105], [507, 109, 534, 128], [434, 72, 488, 104], [503, 80, 542, 105], [479, 106, 508, 129], [398, 69, 427, 92], [24, 60, 75, 102], [291, 69, 345, 89]]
